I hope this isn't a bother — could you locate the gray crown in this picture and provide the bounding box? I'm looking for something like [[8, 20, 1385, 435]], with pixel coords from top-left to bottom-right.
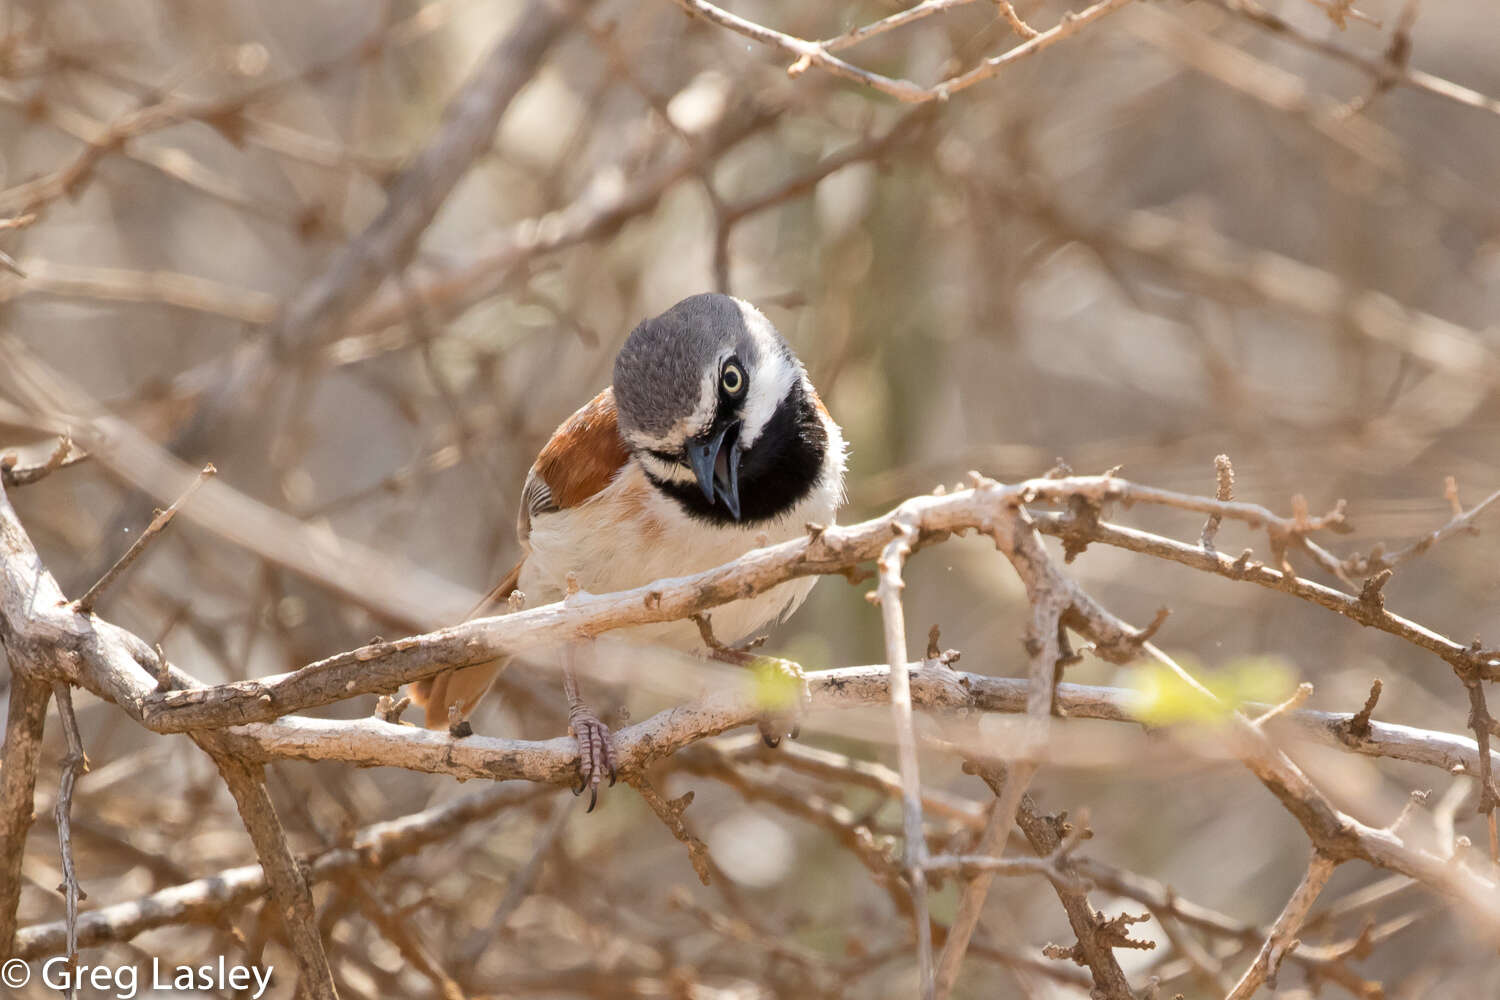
[[613, 293, 788, 443]]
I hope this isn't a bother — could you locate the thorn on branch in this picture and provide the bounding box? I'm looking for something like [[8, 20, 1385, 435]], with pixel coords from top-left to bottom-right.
[[1358, 569, 1392, 612], [1133, 607, 1170, 648], [1253, 682, 1314, 727], [1348, 540, 1388, 577], [151, 643, 172, 692], [1340, 678, 1383, 741], [374, 694, 411, 724], [1, 431, 79, 488], [692, 612, 729, 653], [1043, 909, 1155, 966], [1387, 788, 1429, 837], [925, 624, 961, 668], [1200, 453, 1234, 555], [1291, 493, 1310, 531], [1089, 607, 1170, 665], [993, 0, 1039, 39], [1060, 494, 1101, 563], [1445, 475, 1464, 520], [967, 469, 999, 490]]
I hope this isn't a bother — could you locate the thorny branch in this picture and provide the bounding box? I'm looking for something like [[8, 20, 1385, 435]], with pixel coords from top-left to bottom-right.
[[9, 1, 1500, 995], [7, 452, 1500, 991], [49, 683, 88, 994], [1225, 852, 1339, 999]]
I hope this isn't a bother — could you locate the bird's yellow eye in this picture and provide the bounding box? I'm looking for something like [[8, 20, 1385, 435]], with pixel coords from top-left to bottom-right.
[[721, 361, 745, 396]]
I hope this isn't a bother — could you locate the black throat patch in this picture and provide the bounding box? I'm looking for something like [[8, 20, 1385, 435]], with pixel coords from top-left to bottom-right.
[[644, 381, 828, 525]]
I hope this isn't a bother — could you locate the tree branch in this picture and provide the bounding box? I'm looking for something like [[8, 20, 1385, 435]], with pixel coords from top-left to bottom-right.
[[0, 674, 51, 958], [1225, 852, 1339, 999]]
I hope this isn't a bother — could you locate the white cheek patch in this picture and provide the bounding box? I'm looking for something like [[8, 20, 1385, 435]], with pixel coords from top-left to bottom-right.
[[635, 449, 698, 485], [736, 346, 798, 449]]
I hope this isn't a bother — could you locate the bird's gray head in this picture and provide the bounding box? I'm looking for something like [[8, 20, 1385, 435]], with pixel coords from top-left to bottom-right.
[[613, 293, 819, 523]]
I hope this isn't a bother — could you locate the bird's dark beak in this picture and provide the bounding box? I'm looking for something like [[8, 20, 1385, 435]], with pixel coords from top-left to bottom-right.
[[687, 419, 744, 520]]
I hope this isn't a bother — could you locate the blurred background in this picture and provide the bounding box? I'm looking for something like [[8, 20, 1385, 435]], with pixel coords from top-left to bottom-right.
[[2, 0, 1499, 996]]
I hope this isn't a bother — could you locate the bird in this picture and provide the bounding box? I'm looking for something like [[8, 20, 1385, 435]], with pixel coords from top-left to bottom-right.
[[410, 292, 847, 807]]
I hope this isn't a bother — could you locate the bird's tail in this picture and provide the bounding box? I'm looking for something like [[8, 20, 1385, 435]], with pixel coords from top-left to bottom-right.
[[410, 660, 508, 729], [409, 560, 523, 729]]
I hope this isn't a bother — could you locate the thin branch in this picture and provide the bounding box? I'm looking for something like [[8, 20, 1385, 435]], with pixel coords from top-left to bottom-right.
[[670, 0, 1135, 104], [0, 432, 81, 488], [74, 463, 215, 614], [670, 0, 930, 102], [50, 684, 89, 993], [873, 514, 934, 997], [1200, 453, 1234, 554], [627, 775, 713, 886], [933, 759, 1041, 998], [926, 0, 1137, 99], [7, 457, 1500, 948], [196, 668, 1500, 791], [197, 745, 337, 1000], [1080, 859, 1384, 996], [127, 472, 1381, 734], [1139, 642, 1500, 931], [1349, 483, 1500, 575], [270, 0, 584, 358], [1225, 852, 1340, 999], [0, 261, 278, 324], [0, 674, 52, 957], [15, 783, 549, 958], [1008, 789, 1144, 993], [1213, 0, 1500, 120], [1029, 508, 1499, 681], [819, 0, 979, 53], [347, 878, 465, 1000]]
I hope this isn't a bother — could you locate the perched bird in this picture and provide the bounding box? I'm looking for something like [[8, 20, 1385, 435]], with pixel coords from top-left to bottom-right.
[[411, 293, 846, 805]]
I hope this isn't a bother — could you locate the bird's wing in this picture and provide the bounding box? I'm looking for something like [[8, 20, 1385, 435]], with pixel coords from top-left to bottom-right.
[[516, 386, 630, 545]]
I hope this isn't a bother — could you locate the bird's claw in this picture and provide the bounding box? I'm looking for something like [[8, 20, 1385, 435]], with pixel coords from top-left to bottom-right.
[[568, 707, 617, 814]]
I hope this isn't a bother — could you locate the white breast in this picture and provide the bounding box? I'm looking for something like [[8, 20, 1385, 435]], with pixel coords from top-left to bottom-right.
[[518, 414, 846, 651]]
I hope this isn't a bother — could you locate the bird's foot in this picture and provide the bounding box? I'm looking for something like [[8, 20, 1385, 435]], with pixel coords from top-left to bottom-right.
[[568, 704, 617, 813], [751, 656, 809, 749]]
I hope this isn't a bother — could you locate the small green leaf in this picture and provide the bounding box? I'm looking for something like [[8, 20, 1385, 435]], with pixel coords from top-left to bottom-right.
[[1130, 655, 1297, 727], [751, 657, 803, 711]]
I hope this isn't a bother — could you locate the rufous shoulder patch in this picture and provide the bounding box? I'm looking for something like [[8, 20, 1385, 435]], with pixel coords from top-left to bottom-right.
[[532, 387, 630, 511]]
